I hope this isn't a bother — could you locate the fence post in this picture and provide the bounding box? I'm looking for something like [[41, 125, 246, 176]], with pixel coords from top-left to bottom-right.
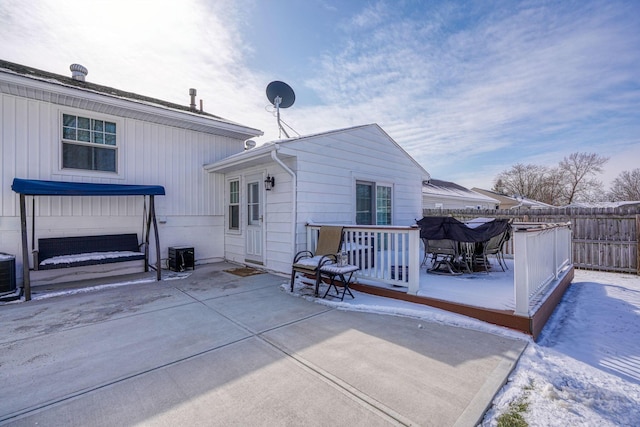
[[637, 215, 640, 275], [407, 227, 420, 295], [514, 230, 530, 316]]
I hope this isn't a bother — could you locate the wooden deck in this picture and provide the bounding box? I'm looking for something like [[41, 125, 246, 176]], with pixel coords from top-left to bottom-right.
[[349, 266, 574, 340]]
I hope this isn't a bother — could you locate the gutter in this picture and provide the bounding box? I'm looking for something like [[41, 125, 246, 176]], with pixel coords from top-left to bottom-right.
[[271, 145, 298, 256]]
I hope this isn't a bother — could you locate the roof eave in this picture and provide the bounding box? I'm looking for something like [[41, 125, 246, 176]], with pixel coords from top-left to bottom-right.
[[0, 67, 263, 140], [203, 144, 291, 173]]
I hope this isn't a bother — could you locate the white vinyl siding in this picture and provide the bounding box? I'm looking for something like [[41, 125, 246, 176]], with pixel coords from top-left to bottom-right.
[[0, 92, 249, 266], [282, 125, 425, 255]]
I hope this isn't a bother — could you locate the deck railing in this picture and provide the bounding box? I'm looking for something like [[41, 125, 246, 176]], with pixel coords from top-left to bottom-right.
[[513, 222, 572, 316], [306, 221, 572, 316], [306, 224, 421, 293]]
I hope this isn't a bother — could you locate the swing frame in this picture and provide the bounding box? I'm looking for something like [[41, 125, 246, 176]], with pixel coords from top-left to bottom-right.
[[11, 178, 165, 301]]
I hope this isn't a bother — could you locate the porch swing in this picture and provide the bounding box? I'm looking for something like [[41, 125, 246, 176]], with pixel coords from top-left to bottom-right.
[[11, 178, 165, 301]]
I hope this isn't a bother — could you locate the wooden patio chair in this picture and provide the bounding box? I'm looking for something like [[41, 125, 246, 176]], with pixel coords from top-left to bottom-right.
[[290, 226, 344, 295]]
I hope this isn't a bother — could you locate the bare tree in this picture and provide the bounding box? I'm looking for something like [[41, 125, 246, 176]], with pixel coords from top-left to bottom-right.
[[493, 163, 549, 201], [558, 152, 609, 204], [539, 167, 565, 205], [608, 169, 640, 201], [492, 152, 609, 205]]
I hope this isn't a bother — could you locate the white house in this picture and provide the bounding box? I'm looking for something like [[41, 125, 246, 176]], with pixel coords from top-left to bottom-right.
[[422, 179, 499, 210], [203, 124, 431, 275], [1, 60, 431, 288], [0, 60, 262, 286]]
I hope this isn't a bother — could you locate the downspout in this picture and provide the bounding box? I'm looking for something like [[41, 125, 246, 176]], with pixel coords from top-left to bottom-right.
[[271, 145, 297, 257]]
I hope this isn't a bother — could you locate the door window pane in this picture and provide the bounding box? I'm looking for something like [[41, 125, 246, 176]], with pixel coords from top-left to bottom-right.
[[247, 182, 260, 225]]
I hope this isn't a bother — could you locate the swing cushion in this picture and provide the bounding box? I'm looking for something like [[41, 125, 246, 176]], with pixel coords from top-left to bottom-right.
[[36, 234, 145, 270]]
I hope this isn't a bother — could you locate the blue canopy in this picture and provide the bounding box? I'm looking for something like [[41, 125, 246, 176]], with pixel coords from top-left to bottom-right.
[[11, 178, 165, 196]]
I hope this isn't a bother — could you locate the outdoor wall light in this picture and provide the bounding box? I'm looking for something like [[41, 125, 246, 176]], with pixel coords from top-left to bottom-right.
[[264, 174, 275, 191]]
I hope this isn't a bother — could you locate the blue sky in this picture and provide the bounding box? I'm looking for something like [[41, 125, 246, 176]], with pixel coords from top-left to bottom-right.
[[1, 0, 639, 190]]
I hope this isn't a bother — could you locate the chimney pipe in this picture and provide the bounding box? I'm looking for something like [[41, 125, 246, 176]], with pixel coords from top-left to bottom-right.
[[70, 64, 88, 81], [189, 88, 197, 110]]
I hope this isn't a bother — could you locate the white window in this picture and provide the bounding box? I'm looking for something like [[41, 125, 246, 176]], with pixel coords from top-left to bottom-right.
[[376, 185, 392, 225], [356, 181, 393, 225], [61, 113, 117, 172], [229, 179, 240, 230]]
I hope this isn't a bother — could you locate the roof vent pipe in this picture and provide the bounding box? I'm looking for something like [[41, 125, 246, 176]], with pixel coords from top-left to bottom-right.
[[189, 88, 197, 110], [70, 64, 88, 81]]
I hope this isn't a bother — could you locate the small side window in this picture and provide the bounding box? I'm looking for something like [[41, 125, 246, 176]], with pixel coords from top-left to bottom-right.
[[229, 180, 240, 230]]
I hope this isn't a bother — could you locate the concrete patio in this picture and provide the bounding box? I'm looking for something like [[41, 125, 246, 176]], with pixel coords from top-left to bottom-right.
[[0, 262, 527, 426]]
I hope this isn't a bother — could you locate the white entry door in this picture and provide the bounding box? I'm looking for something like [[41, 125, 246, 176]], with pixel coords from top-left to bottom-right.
[[245, 176, 263, 264]]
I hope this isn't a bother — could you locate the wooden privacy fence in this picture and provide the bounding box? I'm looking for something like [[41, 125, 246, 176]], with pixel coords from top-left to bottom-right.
[[423, 206, 640, 274]]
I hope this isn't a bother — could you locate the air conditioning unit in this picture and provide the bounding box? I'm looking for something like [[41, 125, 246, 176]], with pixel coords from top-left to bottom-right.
[[0, 253, 16, 293]]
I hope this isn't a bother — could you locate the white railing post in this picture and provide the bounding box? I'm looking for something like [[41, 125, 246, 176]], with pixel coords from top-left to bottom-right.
[[407, 227, 420, 295], [514, 230, 530, 316], [553, 227, 558, 279]]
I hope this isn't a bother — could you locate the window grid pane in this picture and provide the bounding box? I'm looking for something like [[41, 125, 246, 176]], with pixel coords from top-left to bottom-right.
[[376, 185, 392, 225], [229, 180, 240, 230], [356, 182, 374, 225], [61, 113, 118, 173]]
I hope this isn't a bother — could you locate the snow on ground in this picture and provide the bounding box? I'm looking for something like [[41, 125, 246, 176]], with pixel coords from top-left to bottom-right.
[[481, 270, 640, 426], [7, 265, 639, 425], [291, 269, 640, 426]]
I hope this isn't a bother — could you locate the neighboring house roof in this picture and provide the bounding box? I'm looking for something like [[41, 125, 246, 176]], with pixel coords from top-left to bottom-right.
[[422, 179, 499, 205], [204, 123, 431, 179], [471, 188, 554, 209], [0, 59, 262, 139]]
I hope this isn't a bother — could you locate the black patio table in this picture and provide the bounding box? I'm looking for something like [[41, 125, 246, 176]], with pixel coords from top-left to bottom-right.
[[417, 217, 511, 274]]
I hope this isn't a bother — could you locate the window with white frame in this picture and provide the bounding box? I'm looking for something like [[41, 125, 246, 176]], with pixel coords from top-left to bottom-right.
[[229, 179, 240, 230], [61, 113, 117, 172], [376, 185, 392, 225], [356, 181, 393, 225]]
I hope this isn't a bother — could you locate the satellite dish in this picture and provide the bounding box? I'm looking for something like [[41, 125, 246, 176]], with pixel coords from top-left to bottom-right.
[[266, 81, 296, 138], [266, 81, 295, 108]]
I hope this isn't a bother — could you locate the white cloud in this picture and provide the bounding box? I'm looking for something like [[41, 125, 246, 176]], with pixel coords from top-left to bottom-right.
[[300, 1, 640, 189], [1, 0, 638, 189]]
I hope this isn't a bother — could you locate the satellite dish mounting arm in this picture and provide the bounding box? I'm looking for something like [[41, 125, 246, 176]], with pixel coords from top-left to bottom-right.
[[274, 96, 290, 139]]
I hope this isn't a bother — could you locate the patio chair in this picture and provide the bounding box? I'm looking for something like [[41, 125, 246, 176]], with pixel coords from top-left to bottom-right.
[[425, 239, 465, 275], [421, 238, 430, 267], [478, 229, 510, 272], [290, 226, 344, 295]]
